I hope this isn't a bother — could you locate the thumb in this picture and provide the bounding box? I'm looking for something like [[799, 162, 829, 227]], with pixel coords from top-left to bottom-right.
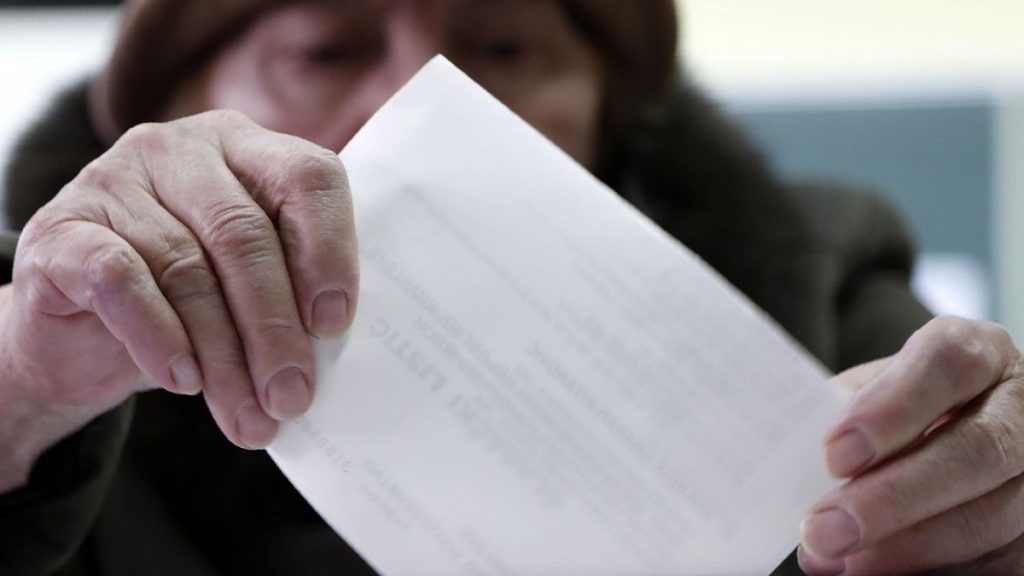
[[831, 356, 893, 400]]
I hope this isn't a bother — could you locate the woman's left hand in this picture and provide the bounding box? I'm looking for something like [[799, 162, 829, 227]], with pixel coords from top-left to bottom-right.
[[798, 315, 1024, 575]]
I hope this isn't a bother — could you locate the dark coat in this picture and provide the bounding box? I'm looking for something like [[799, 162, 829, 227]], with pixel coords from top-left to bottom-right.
[[0, 79, 931, 576]]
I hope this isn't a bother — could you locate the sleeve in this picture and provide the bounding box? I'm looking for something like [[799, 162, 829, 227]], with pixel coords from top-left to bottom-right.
[[0, 236, 173, 575], [771, 186, 933, 575], [830, 190, 933, 368], [790, 183, 933, 370], [0, 397, 134, 576], [836, 261, 932, 368]]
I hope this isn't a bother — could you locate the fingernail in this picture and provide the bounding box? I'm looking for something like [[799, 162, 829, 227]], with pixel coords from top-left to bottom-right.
[[235, 398, 278, 449], [312, 289, 350, 338], [169, 354, 202, 395], [797, 544, 846, 576], [266, 366, 311, 420], [801, 507, 861, 559], [826, 429, 875, 477]]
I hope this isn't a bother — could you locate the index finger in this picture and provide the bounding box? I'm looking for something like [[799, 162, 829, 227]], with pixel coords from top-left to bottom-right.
[[138, 111, 358, 432], [824, 315, 1021, 478], [215, 111, 360, 340]]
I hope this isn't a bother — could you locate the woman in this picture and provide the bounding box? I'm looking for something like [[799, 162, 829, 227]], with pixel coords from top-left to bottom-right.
[[2, 1, 1023, 574]]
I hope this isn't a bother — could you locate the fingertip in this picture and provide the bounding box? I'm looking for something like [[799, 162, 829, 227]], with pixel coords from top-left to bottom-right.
[[265, 365, 312, 420], [825, 428, 876, 477], [797, 545, 847, 576], [168, 353, 203, 396], [310, 288, 351, 339], [801, 506, 861, 559], [234, 398, 278, 449]]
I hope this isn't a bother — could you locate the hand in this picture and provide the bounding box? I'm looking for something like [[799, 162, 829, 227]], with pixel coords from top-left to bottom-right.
[[798, 315, 1024, 575], [1, 110, 358, 468]]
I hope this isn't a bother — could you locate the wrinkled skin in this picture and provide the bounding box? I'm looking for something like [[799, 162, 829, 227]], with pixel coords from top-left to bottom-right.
[[0, 0, 603, 489], [1, 2, 1023, 574], [799, 316, 1024, 575]]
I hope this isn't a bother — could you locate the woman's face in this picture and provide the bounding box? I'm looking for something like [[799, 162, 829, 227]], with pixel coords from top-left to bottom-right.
[[166, 0, 606, 168]]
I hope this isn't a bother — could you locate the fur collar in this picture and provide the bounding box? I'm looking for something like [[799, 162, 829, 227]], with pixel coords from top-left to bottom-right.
[[2, 77, 818, 353]]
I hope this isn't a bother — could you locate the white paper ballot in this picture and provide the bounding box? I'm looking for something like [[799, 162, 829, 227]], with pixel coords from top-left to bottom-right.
[[269, 56, 845, 576]]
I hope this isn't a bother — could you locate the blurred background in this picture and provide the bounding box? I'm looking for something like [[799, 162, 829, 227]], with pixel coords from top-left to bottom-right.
[[1, 0, 1023, 340]]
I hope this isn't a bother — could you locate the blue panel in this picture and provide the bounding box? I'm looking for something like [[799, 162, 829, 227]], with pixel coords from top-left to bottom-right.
[[732, 103, 992, 270]]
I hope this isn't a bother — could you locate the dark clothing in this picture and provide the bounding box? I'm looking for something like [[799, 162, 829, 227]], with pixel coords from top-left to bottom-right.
[[0, 80, 931, 575]]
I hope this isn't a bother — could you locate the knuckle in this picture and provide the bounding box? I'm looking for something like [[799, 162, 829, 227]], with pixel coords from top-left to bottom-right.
[[74, 159, 122, 192], [255, 317, 303, 344], [986, 323, 1024, 381], [298, 147, 345, 182], [954, 482, 1024, 562], [60, 152, 149, 209], [982, 321, 1015, 350], [872, 480, 920, 532], [17, 211, 56, 249], [118, 122, 170, 154], [921, 316, 999, 385], [11, 220, 75, 306], [13, 251, 63, 313], [200, 201, 275, 256], [85, 244, 143, 294], [277, 149, 346, 202], [156, 243, 221, 303], [212, 108, 253, 125], [951, 503, 994, 556], [964, 416, 1024, 479], [194, 108, 255, 130], [1001, 380, 1024, 418]]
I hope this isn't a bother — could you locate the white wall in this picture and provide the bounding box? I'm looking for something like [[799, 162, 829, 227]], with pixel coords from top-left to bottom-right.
[[682, 1, 1024, 336], [0, 7, 118, 217], [683, 0, 1024, 105], [4, 2, 1023, 171], [2, 2, 1023, 336], [4, 3, 1023, 167]]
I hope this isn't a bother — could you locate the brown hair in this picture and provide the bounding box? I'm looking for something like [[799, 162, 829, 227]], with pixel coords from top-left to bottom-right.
[[90, 0, 679, 150]]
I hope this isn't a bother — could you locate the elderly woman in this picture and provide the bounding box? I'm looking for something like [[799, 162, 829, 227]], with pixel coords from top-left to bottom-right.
[[1, 1, 1022, 574]]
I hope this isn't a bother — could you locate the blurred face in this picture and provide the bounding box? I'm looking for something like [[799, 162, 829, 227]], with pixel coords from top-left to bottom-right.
[[166, 0, 606, 168]]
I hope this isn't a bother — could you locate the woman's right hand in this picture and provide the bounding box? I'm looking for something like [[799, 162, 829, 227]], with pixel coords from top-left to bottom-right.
[[0, 110, 359, 490]]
